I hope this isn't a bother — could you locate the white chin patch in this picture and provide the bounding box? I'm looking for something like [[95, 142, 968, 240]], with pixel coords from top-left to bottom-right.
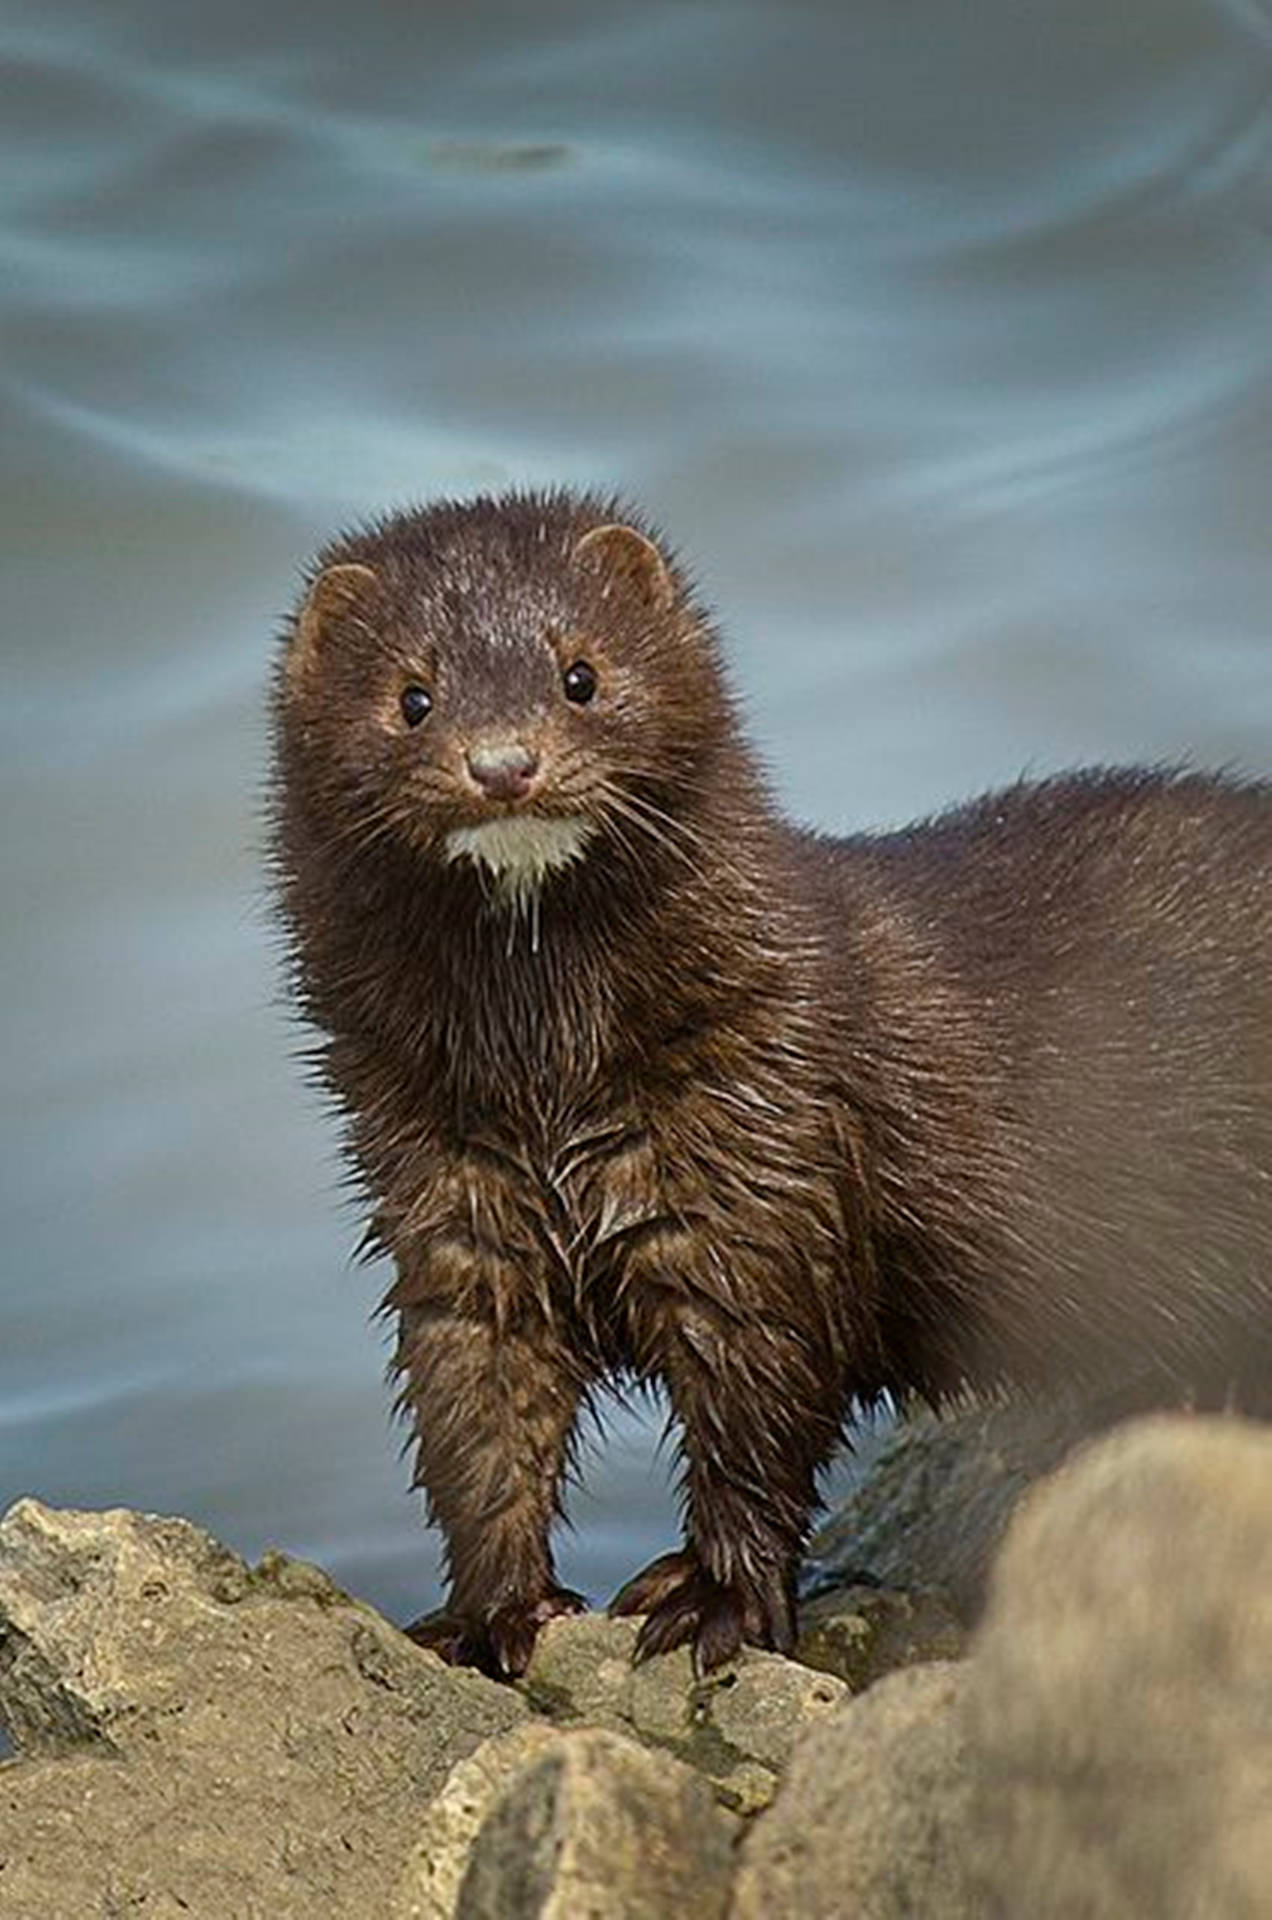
[[444, 815, 595, 899]]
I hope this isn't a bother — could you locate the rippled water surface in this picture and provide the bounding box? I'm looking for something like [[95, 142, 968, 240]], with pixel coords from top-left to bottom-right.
[[2, 0, 1270, 1625]]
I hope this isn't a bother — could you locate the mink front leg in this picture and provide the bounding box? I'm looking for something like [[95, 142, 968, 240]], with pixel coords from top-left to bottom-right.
[[612, 1307, 845, 1671], [395, 1302, 588, 1678]]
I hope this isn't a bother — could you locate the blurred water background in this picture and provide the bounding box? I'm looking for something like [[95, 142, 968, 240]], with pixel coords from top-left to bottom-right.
[[2, 0, 1270, 1631]]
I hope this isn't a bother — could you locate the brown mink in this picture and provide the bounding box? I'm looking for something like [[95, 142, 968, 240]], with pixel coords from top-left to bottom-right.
[[271, 488, 1272, 1678]]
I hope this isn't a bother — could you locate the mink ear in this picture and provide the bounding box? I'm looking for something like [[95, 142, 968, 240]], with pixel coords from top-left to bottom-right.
[[288, 563, 380, 686], [572, 523, 674, 611]]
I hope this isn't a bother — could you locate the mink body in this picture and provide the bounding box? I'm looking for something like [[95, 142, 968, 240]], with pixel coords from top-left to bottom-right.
[[272, 489, 1272, 1676]]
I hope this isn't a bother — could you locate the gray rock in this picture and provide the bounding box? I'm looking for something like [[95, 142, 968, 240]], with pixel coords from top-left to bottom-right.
[[522, 1610, 847, 1811], [810, 1387, 1152, 1622], [966, 1414, 1272, 1919], [453, 1726, 740, 1920], [731, 1661, 976, 1920], [794, 1581, 967, 1688], [0, 1499, 525, 1918]]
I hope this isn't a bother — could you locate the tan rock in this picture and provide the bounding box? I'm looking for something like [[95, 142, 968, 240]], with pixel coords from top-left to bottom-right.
[[453, 1726, 740, 1920], [966, 1414, 1272, 1918], [0, 1500, 525, 1917], [522, 1610, 847, 1810], [394, 1722, 564, 1919], [731, 1660, 976, 1920]]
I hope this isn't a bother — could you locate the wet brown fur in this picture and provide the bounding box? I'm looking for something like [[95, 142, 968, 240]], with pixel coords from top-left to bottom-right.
[[271, 488, 1272, 1676]]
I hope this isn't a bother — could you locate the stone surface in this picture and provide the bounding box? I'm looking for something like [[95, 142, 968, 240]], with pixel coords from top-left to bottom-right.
[[794, 1581, 967, 1688], [393, 1722, 565, 1919], [3, 1413, 1267, 1917], [522, 1610, 847, 1810], [965, 1414, 1272, 1919], [0, 1500, 525, 1918], [731, 1661, 976, 1920], [453, 1726, 740, 1920], [808, 1388, 1150, 1622]]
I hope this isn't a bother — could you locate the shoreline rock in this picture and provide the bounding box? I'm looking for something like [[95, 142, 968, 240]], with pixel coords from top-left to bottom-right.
[[1, 1412, 1267, 1916]]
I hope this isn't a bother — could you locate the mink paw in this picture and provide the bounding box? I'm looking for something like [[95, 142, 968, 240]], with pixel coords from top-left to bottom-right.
[[404, 1585, 588, 1680], [487, 1587, 588, 1678], [403, 1609, 488, 1670], [610, 1549, 795, 1673]]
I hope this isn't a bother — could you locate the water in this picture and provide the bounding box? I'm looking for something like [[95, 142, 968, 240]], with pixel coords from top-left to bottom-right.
[[2, 0, 1270, 1631]]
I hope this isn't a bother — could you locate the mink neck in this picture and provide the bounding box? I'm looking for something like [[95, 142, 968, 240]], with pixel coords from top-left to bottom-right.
[[379, 741, 791, 1124]]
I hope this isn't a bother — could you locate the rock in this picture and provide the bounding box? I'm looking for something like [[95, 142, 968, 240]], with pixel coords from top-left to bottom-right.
[[522, 1610, 848, 1810], [451, 1726, 740, 1920], [703, 1652, 848, 1776], [0, 1500, 525, 1917], [0, 1498, 259, 1754], [5, 1413, 1265, 1916], [740, 1413, 1272, 1919], [965, 1414, 1272, 1918], [808, 1388, 1151, 1623], [518, 1610, 645, 1729], [394, 1722, 565, 1919], [794, 1581, 967, 1688], [731, 1661, 976, 1920]]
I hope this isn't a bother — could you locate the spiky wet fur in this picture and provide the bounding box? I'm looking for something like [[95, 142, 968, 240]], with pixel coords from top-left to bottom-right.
[[271, 487, 1272, 1677]]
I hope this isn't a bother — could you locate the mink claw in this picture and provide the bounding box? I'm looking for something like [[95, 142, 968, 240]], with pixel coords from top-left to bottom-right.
[[637, 1586, 747, 1672], [402, 1608, 488, 1671], [615, 1548, 797, 1672], [488, 1585, 589, 1679], [403, 1585, 588, 1680], [610, 1548, 698, 1620]]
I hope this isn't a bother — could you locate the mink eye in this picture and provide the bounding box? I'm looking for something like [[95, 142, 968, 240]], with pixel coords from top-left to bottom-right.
[[562, 660, 598, 705], [400, 684, 432, 727]]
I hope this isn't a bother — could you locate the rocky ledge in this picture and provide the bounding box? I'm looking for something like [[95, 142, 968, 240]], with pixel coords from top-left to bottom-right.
[[0, 1413, 1269, 1917]]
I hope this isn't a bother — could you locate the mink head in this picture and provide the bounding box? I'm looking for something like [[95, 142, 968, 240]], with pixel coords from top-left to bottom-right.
[[276, 489, 735, 898]]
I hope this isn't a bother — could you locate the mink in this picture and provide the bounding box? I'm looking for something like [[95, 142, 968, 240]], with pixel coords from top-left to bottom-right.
[[270, 488, 1272, 1677]]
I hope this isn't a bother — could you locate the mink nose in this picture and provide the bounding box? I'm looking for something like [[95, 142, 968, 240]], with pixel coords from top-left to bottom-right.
[[465, 740, 541, 801]]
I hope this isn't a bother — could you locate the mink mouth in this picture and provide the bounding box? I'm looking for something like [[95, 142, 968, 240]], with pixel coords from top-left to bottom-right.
[[442, 812, 598, 893], [446, 792, 596, 828]]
